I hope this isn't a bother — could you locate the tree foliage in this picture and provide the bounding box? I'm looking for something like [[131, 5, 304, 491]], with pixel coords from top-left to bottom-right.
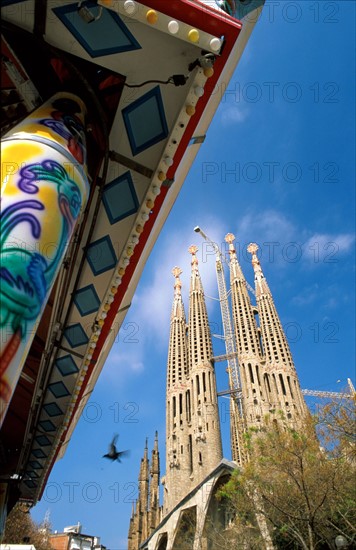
[[217, 399, 356, 550], [2, 503, 53, 550]]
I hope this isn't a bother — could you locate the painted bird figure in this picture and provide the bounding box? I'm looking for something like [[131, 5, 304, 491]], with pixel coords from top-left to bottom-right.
[[103, 434, 129, 462]]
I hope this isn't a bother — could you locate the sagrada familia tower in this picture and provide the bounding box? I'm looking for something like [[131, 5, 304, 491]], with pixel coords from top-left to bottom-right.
[[128, 234, 307, 550]]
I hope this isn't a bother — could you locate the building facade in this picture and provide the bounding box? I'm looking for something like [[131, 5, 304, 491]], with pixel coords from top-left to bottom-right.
[[50, 523, 106, 550], [129, 235, 308, 549]]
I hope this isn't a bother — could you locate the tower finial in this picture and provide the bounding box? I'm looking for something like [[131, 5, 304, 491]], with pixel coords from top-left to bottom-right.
[[247, 243, 269, 296], [188, 245, 199, 271], [225, 233, 237, 257], [247, 242, 259, 254], [225, 232, 235, 244], [153, 431, 159, 452], [247, 243, 261, 270], [225, 233, 245, 281], [172, 266, 182, 294]]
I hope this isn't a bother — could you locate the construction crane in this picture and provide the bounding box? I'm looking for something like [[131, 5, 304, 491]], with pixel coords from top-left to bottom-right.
[[301, 378, 355, 400], [194, 226, 246, 465]]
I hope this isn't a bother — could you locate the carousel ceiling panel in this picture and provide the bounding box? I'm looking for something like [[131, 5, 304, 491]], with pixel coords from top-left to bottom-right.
[[52, 2, 141, 58]]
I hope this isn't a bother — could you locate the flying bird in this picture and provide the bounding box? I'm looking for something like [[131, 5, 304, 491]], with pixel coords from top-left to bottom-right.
[[103, 434, 129, 463]]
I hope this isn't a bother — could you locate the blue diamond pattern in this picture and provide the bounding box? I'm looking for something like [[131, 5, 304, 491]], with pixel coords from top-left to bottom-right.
[[43, 402, 63, 417], [64, 323, 89, 348], [35, 435, 51, 446], [122, 86, 168, 156], [86, 236, 117, 276], [39, 419, 56, 432], [32, 448, 47, 459], [56, 355, 79, 377], [48, 381, 70, 398], [74, 284, 101, 316], [27, 470, 40, 478], [29, 460, 42, 470], [53, 2, 141, 58], [103, 171, 139, 225], [24, 479, 37, 488]]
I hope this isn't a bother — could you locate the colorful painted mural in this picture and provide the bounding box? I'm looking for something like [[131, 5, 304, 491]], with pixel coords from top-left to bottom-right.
[[0, 93, 89, 425]]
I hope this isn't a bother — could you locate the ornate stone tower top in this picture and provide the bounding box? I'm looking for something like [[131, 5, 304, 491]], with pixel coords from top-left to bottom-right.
[[247, 242, 270, 297], [172, 266, 182, 291], [188, 245, 212, 366], [225, 233, 244, 281], [227, 235, 262, 359], [171, 267, 184, 320], [167, 267, 188, 387], [189, 244, 203, 293]]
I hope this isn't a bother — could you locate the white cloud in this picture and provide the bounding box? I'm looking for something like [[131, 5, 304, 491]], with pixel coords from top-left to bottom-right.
[[303, 233, 355, 264], [219, 104, 249, 125], [291, 283, 319, 306], [236, 209, 297, 244]]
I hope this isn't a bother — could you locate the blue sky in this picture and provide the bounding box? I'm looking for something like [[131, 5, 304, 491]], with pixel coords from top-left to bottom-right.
[[31, 2, 355, 548]]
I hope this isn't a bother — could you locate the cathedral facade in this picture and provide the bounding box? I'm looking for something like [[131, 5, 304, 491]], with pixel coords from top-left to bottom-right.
[[128, 235, 307, 550]]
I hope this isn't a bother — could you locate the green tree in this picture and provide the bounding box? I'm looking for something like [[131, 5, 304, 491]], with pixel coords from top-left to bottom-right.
[[2, 503, 53, 550], [218, 400, 356, 550]]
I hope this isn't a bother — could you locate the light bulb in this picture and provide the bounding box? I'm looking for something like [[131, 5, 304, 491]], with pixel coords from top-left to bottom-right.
[[188, 29, 199, 43], [186, 105, 195, 116], [168, 20, 179, 34], [194, 86, 204, 98], [164, 156, 174, 166], [146, 9, 158, 24], [210, 37, 221, 51], [123, 0, 137, 14]]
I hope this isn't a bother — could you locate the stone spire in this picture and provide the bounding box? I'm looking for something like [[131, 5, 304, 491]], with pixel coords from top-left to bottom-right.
[[247, 243, 307, 425], [164, 268, 191, 513], [138, 438, 149, 529], [128, 436, 162, 550], [247, 243, 293, 369], [226, 234, 262, 359], [188, 245, 213, 366], [164, 251, 222, 514], [226, 234, 267, 435], [167, 267, 189, 387], [247, 243, 270, 298], [187, 245, 222, 484], [149, 431, 160, 533], [127, 502, 135, 550]]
